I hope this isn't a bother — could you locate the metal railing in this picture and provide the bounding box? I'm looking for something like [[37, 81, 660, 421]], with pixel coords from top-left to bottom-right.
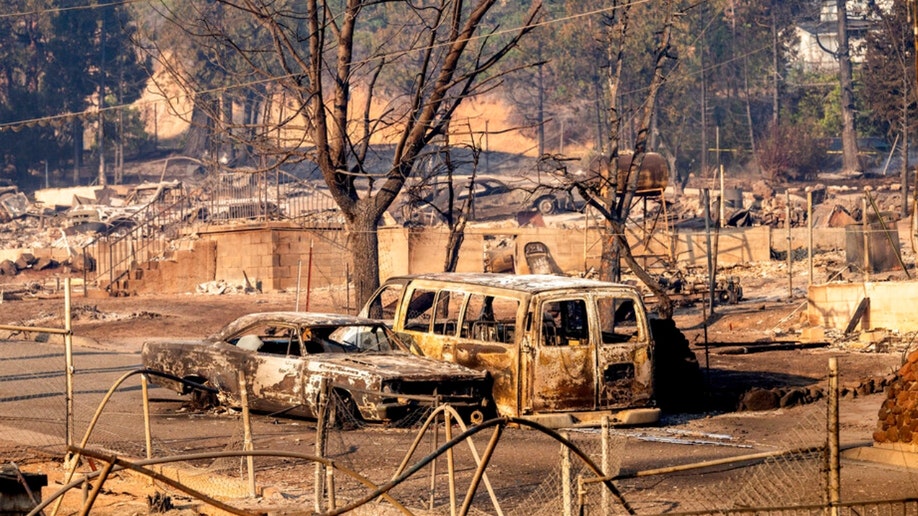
[[196, 170, 341, 228], [83, 195, 192, 293]]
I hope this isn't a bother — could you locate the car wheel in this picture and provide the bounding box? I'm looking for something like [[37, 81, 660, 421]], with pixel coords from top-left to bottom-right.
[[189, 381, 218, 410], [330, 390, 362, 430], [535, 196, 556, 215]]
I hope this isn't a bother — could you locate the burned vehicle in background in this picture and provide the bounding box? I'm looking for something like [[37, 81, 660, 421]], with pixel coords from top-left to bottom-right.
[[361, 273, 697, 427], [401, 176, 581, 223], [141, 312, 491, 423]]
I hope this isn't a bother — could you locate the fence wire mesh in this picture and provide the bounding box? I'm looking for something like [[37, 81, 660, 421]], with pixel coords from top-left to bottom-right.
[[6, 330, 918, 515]]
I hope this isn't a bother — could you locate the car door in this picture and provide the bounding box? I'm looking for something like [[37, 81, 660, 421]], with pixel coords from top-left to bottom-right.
[[594, 294, 652, 409], [223, 322, 310, 415], [525, 297, 596, 413]]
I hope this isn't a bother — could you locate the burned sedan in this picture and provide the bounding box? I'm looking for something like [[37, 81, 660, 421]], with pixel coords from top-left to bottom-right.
[[141, 312, 491, 423]]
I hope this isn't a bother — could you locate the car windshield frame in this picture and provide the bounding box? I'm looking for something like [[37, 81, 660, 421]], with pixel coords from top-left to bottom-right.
[[223, 320, 410, 356]]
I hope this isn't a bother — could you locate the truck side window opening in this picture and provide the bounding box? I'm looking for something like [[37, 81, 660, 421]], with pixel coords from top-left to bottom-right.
[[462, 294, 518, 344], [598, 296, 640, 343], [366, 283, 403, 320], [432, 290, 464, 336], [405, 289, 436, 331], [542, 299, 588, 346]]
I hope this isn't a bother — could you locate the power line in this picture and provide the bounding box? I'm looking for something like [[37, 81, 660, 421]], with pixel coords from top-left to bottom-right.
[[0, 0, 766, 133], [0, 0, 139, 19]]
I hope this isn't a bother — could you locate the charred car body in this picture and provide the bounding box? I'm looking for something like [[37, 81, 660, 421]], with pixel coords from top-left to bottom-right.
[[362, 273, 661, 427], [141, 312, 491, 423]]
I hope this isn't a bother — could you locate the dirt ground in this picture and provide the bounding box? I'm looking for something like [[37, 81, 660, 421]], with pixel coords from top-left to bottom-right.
[[1, 270, 914, 515]]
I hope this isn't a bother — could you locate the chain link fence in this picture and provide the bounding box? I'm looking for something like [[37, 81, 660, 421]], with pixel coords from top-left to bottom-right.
[[4, 299, 918, 514]]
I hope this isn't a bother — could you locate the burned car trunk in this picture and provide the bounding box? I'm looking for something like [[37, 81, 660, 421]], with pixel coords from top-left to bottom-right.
[[142, 312, 490, 423]]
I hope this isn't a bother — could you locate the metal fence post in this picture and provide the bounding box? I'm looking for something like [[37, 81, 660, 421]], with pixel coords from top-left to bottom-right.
[[64, 278, 74, 456], [827, 357, 840, 515], [314, 378, 329, 513], [561, 430, 572, 516]]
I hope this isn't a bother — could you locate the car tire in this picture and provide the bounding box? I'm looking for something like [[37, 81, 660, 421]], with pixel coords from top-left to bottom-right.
[[535, 196, 556, 215], [189, 381, 218, 410], [330, 390, 362, 430]]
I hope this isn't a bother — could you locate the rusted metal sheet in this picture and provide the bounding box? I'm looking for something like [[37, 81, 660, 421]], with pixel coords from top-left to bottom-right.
[[142, 312, 489, 423]]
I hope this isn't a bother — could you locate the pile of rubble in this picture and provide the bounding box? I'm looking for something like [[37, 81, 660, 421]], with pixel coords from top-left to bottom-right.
[[739, 375, 893, 412], [669, 179, 906, 229], [0, 250, 91, 277]]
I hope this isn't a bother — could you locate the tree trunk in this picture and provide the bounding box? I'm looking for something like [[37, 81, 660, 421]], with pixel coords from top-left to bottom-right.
[[348, 209, 381, 308], [71, 119, 83, 185], [837, 0, 862, 173], [184, 98, 215, 159]]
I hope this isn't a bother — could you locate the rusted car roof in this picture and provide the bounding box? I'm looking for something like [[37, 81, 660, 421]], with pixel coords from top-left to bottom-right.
[[385, 273, 636, 294]]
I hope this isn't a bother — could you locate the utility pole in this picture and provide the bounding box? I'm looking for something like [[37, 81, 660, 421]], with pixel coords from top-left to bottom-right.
[[97, 16, 107, 187]]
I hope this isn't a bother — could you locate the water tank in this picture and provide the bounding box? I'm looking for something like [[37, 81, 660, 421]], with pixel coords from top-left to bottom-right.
[[587, 152, 669, 196]]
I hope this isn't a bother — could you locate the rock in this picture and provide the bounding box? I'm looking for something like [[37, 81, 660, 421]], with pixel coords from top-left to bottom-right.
[[779, 388, 806, 408], [0, 259, 17, 276], [32, 256, 57, 271], [740, 388, 780, 411], [14, 253, 36, 269]]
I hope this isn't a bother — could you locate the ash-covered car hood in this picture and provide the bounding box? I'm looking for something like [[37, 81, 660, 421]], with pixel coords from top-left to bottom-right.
[[305, 352, 488, 382]]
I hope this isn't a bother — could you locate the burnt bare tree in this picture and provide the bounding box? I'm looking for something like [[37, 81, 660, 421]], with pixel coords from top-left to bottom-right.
[[560, 0, 679, 318], [149, 0, 541, 304]]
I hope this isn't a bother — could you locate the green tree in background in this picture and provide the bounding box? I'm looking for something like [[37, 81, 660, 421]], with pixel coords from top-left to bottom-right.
[[0, 0, 149, 187]]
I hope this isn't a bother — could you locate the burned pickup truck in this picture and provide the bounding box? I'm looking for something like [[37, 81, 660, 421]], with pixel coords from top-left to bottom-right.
[[362, 273, 700, 427], [141, 312, 491, 424]]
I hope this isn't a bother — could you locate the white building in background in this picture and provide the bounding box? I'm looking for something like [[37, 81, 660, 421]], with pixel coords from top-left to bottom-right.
[[791, 0, 889, 72]]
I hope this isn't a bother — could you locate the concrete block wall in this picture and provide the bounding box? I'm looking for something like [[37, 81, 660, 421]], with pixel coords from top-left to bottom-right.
[[673, 226, 771, 266], [61, 221, 906, 295], [268, 228, 348, 291], [807, 281, 918, 332], [134, 240, 217, 294], [196, 224, 348, 292]]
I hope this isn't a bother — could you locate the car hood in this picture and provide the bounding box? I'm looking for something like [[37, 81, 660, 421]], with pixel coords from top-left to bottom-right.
[[306, 352, 487, 382]]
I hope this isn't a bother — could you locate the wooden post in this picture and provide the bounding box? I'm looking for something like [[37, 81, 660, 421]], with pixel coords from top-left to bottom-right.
[[827, 357, 840, 515], [445, 411, 457, 516], [326, 462, 336, 511], [429, 397, 439, 511], [314, 378, 328, 512], [561, 431, 572, 516], [238, 372, 256, 497], [601, 416, 611, 516], [807, 190, 814, 286], [786, 190, 792, 300], [863, 197, 870, 282]]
